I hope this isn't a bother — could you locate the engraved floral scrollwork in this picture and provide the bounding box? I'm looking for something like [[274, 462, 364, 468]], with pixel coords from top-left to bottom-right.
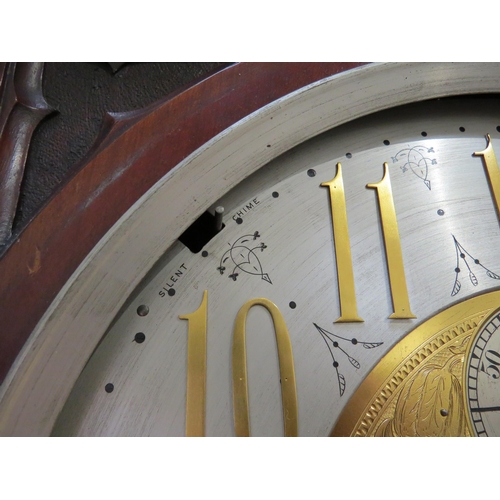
[[346, 313, 486, 437], [217, 231, 272, 284], [376, 340, 468, 437], [392, 145, 436, 190]]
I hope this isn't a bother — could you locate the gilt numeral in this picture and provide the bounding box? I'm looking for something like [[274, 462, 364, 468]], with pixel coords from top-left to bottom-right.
[[179, 290, 208, 437], [367, 163, 415, 319], [322, 162, 415, 321], [232, 298, 298, 437], [321, 163, 363, 323], [474, 134, 500, 224], [180, 293, 298, 437]]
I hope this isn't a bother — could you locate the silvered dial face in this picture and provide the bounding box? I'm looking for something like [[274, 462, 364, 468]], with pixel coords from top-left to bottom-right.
[[53, 97, 500, 437], [467, 309, 500, 436]]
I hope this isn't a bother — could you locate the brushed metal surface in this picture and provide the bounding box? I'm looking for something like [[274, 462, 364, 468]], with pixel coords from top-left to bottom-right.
[[3, 63, 500, 436], [53, 97, 500, 436]]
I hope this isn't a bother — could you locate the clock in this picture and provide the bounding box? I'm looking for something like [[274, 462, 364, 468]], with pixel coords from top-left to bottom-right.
[[465, 306, 500, 436], [1, 62, 500, 436]]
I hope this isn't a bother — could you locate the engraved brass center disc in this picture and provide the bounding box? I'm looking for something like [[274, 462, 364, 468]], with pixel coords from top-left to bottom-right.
[[331, 291, 500, 437]]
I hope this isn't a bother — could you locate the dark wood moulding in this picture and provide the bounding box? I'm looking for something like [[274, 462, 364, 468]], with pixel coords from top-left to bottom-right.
[[0, 62, 366, 385], [0, 63, 54, 244]]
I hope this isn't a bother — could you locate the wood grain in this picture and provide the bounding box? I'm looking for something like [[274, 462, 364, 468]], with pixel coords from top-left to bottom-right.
[[0, 62, 365, 385], [14, 62, 228, 234]]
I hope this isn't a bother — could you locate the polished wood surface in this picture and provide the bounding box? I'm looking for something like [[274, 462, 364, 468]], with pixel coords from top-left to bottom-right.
[[0, 63, 365, 384], [0, 63, 53, 244]]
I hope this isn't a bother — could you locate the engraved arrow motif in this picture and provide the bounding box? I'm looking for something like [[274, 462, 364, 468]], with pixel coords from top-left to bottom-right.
[[314, 323, 383, 397], [450, 235, 500, 296]]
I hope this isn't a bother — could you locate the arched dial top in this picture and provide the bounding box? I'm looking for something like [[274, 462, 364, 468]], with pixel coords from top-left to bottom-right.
[[51, 97, 500, 437], [3, 64, 500, 437]]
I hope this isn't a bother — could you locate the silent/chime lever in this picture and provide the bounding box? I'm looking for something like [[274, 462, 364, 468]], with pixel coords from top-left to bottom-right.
[[214, 206, 224, 233], [178, 206, 226, 253]]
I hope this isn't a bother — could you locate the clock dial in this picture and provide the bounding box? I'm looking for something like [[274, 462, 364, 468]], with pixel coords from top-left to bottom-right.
[[51, 96, 500, 436], [332, 291, 500, 437], [466, 307, 500, 436], [3, 63, 500, 437]]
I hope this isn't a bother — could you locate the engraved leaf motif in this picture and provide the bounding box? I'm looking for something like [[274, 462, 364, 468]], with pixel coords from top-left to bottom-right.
[[375, 418, 394, 437], [363, 342, 383, 349], [487, 270, 500, 280], [382, 349, 468, 437], [451, 278, 461, 296], [397, 365, 449, 436], [447, 375, 465, 436], [414, 369, 451, 436], [347, 355, 360, 369], [398, 361, 466, 437], [338, 373, 346, 397], [469, 271, 478, 286], [394, 368, 426, 436]]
